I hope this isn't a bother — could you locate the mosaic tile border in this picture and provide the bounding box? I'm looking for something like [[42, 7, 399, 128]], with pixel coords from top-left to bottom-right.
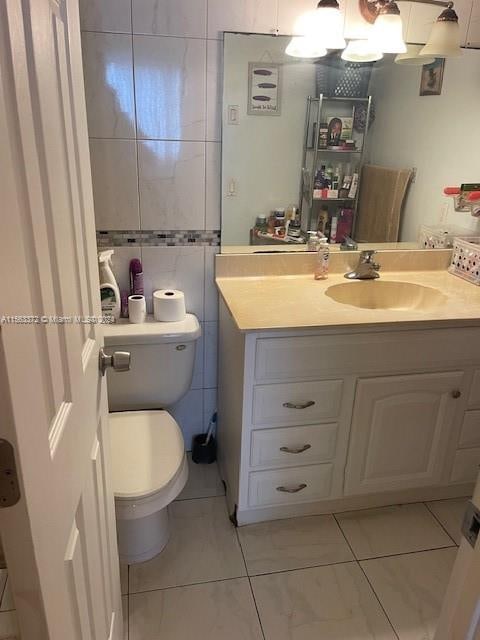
[[97, 230, 221, 247]]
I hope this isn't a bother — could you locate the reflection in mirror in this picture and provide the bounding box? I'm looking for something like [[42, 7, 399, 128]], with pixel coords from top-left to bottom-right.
[[221, 33, 480, 253]]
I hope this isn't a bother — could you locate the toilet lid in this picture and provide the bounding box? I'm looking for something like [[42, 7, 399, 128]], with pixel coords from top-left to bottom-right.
[[109, 410, 185, 500]]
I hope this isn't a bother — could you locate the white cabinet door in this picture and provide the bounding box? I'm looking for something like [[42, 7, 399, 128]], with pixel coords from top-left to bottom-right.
[[467, 0, 480, 47], [345, 371, 464, 496], [407, 0, 471, 45]]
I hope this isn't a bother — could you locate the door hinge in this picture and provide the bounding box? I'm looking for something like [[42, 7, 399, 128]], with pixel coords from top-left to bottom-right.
[[461, 500, 480, 548], [0, 440, 20, 508]]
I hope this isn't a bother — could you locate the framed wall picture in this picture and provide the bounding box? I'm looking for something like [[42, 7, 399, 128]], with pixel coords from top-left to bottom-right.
[[248, 62, 281, 116], [420, 58, 445, 96]]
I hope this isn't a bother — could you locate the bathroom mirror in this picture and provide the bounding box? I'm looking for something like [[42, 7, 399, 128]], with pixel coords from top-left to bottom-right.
[[221, 32, 480, 252]]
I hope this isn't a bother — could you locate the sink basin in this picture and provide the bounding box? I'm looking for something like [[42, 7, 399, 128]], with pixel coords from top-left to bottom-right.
[[325, 280, 447, 311]]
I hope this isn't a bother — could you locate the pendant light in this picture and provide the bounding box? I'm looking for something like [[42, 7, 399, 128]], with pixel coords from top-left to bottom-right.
[[309, 0, 346, 50], [420, 2, 462, 58], [395, 44, 435, 65], [342, 40, 383, 63], [285, 36, 327, 59], [287, 0, 346, 54], [367, 0, 407, 54]]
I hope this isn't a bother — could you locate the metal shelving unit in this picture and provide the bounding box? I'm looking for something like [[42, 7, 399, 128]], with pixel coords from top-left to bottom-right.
[[300, 94, 372, 240]]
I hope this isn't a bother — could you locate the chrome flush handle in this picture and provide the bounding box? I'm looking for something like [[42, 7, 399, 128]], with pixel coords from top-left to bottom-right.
[[99, 348, 131, 376], [280, 445, 312, 454], [282, 401, 315, 410]]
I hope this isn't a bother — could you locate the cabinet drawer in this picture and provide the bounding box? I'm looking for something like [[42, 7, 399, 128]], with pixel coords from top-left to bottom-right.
[[252, 380, 343, 427], [250, 423, 337, 469], [459, 411, 480, 449], [255, 330, 480, 382], [248, 464, 333, 507], [451, 448, 480, 484]]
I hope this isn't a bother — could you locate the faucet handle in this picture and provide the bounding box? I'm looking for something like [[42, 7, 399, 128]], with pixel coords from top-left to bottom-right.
[[360, 249, 378, 263]]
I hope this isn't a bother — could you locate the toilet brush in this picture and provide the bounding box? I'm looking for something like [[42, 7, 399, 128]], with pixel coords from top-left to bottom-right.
[[192, 412, 217, 464], [203, 412, 217, 446]]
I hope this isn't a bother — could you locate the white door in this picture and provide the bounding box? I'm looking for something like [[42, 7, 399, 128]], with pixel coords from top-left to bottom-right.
[[435, 474, 480, 640], [344, 371, 465, 495], [0, 1, 122, 639]]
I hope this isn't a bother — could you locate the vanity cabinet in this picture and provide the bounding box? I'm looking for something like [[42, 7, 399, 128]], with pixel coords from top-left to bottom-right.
[[218, 299, 480, 525], [344, 371, 465, 496]]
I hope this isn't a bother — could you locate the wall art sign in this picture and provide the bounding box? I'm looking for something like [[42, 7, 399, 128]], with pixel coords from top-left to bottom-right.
[[248, 62, 282, 116]]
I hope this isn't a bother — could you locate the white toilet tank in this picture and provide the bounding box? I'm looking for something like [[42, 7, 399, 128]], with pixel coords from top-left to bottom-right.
[[103, 315, 201, 411]]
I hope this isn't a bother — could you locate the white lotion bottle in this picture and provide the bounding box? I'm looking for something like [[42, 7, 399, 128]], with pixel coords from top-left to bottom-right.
[[98, 250, 121, 321], [314, 237, 330, 280]]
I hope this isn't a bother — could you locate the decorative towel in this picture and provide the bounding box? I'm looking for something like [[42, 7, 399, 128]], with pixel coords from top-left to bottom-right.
[[355, 165, 412, 242]]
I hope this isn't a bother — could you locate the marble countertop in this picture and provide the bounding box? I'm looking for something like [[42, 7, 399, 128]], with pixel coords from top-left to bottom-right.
[[216, 270, 480, 332]]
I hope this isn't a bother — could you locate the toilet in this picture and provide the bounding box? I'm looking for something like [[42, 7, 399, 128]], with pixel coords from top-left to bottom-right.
[[103, 315, 201, 564]]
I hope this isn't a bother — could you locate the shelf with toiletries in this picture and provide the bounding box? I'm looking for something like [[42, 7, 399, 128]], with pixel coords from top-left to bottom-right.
[[300, 95, 372, 246]]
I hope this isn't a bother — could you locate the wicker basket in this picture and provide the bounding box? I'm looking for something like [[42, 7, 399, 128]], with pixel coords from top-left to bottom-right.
[[315, 53, 373, 98], [449, 237, 480, 285]]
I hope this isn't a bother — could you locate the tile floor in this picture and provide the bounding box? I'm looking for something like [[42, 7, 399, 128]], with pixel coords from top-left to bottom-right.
[[0, 454, 468, 640], [0, 571, 19, 640], [121, 455, 470, 640]]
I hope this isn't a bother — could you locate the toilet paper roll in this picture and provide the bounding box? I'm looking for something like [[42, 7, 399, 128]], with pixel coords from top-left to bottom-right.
[[153, 289, 186, 322], [128, 295, 146, 324]]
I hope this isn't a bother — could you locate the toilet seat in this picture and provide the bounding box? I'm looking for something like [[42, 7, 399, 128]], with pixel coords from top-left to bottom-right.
[[109, 410, 188, 521]]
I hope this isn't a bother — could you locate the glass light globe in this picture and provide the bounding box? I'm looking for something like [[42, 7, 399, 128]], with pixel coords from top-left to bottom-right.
[[342, 40, 383, 62], [285, 36, 327, 59]]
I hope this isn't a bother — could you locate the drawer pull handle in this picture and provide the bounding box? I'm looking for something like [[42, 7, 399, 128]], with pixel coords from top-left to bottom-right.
[[280, 444, 312, 455], [452, 390, 462, 399], [276, 483, 307, 494], [282, 401, 315, 410]]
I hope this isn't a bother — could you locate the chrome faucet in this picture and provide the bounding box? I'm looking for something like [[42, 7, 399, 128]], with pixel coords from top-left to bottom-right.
[[345, 250, 381, 280]]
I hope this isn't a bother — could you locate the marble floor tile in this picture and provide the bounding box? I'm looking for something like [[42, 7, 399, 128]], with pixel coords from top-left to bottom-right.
[[336, 503, 454, 560], [177, 453, 225, 501], [361, 547, 457, 640], [129, 497, 245, 593], [238, 514, 354, 576], [426, 497, 470, 545], [120, 563, 128, 596], [251, 562, 396, 640], [129, 578, 263, 640]]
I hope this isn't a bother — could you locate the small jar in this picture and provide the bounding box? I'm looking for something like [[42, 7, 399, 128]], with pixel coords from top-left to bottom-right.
[[287, 218, 302, 238], [273, 209, 286, 236], [255, 215, 268, 233]]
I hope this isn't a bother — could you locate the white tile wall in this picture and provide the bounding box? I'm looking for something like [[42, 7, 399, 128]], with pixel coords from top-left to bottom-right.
[[81, 32, 135, 138], [132, 0, 208, 38], [133, 35, 206, 141], [89, 140, 140, 229], [138, 140, 206, 230], [80, 0, 312, 437]]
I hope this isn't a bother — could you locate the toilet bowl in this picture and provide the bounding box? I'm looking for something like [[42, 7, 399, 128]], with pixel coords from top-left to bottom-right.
[[103, 315, 201, 564], [110, 410, 188, 563]]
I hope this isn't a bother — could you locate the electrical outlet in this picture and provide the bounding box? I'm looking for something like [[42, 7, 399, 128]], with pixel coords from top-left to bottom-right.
[[411, 167, 417, 184]]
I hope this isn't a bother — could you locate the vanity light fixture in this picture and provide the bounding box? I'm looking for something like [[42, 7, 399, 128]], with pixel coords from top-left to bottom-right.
[[341, 39, 383, 62], [420, 2, 462, 58], [367, 0, 407, 54]]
